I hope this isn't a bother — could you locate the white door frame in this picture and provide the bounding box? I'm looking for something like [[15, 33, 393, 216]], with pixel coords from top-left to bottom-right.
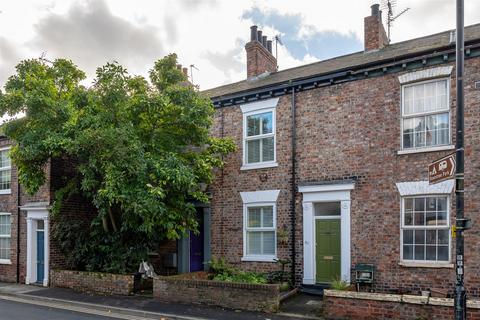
[[22, 203, 50, 287], [299, 183, 354, 285]]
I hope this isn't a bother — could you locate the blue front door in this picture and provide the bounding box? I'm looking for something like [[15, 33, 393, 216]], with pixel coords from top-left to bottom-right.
[[189, 210, 204, 272], [36, 230, 44, 284]]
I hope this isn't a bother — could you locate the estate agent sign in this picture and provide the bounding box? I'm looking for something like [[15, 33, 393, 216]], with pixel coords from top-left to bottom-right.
[[428, 153, 456, 184]]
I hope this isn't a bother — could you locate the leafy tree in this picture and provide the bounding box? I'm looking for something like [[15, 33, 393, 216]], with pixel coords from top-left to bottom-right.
[[0, 54, 235, 273]]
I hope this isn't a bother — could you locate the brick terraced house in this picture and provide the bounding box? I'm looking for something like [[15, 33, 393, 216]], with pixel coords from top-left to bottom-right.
[[203, 4, 480, 296], [0, 140, 92, 286]]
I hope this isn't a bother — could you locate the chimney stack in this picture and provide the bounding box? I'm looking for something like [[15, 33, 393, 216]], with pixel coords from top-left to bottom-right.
[[245, 25, 277, 78], [364, 4, 389, 51]]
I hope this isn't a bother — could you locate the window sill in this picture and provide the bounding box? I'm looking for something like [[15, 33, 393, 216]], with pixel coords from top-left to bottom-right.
[[397, 145, 455, 155], [0, 259, 12, 265], [241, 256, 277, 262], [399, 261, 453, 268], [0, 189, 11, 195], [241, 162, 278, 171]]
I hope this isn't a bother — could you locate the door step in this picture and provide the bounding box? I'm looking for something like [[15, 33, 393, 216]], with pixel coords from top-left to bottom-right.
[[300, 284, 329, 296]]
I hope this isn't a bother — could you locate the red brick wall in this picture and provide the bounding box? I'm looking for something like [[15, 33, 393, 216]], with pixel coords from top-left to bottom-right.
[[245, 41, 277, 78], [324, 292, 480, 320], [209, 57, 480, 294], [154, 272, 280, 312], [50, 269, 134, 295]]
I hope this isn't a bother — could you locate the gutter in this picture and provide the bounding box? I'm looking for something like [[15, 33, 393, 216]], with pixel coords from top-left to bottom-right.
[[16, 173, 20, 283], [211, 40, 480, 108], [290, 89, 297, 286]]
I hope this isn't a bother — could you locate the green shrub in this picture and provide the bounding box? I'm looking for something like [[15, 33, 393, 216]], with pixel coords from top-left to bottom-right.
[[212, 271, 267, 284], [331, 277, 350, 290]]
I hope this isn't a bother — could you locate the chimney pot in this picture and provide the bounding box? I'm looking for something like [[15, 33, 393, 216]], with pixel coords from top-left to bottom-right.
[[257, 30, 262, 43], [250, 25, 258, 41], [262, 36, 267, 47], [371, 3, 380, 16], [267, 40, 272, 53], [182, 67, 188, 77]]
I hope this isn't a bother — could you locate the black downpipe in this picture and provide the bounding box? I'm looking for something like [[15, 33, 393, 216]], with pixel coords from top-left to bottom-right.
[[290, 89, 297, 285], [16, 175, 21, 283]]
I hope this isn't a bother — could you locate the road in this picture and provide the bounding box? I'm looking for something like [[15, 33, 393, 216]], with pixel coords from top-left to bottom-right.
[[0, 299, 122, 320]]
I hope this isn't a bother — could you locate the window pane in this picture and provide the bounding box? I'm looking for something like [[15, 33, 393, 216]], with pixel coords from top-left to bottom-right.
[[262, 137, 274, 162], [426, 212, 436, 226], [404, 86, 414, 115], [437, 198, 447, 211], [414, 212, 425, 226], [246, 139, 260, 163], [426, 197, 436, 211], [404, 198, 413, 211], [415, 230, 425, 244], [403, 245, 413, 260], [438, 229, 449, 245], [263, 231, 275, 255], [414, 245, 425, 260], [403, 118, 414, 148], [0, 150, 10, 168], [262, 207, 273, 228], [0, 238, 10, 260], [315, 202, 341, 216], [424, 82, 436, 112], [413, 84, 425, 113], [426, 246, 436, 261], [437, 80, 448, 110], [248, 208, 261, 228], [404, 212, 413, 225], [403, 230, 413, 244], [247, 115, 261, 136], [260, 112, 273, 134], [438, 246, 449, 261], [437, 211, 448, 225], [414, 117, 426, 148], [426, 230, 436, 244], [0, 169, 11, 191], [247, 232, 262, 255], [414, 198, 425, 211]]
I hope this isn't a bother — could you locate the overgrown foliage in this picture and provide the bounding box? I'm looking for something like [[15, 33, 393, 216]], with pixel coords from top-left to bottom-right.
[[0, 55, 236, 273], [208, 257, 267, 284]]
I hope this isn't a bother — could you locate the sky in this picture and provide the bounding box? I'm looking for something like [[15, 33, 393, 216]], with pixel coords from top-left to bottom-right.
[[0, 0, 479, 91]]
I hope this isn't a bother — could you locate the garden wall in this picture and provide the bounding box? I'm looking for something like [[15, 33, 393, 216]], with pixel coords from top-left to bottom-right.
[[50, 269, 134, 295], [153, 272, 280, 312], [324, 289, 480, 320]]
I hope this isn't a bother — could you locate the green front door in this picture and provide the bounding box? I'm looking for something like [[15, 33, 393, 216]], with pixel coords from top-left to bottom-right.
[[315, 219, 341, 283]]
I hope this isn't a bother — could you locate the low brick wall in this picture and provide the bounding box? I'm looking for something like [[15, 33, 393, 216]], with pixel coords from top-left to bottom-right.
[[324, 289, 480, 320], [153, 272, 280, 312], [50, 269, 134, 296]]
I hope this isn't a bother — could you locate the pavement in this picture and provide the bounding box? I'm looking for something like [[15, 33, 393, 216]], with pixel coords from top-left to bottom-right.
[[0, 282, 324, 320]]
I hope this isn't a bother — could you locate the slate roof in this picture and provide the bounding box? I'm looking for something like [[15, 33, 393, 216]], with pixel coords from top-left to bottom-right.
[[203, 23, 480, 100]]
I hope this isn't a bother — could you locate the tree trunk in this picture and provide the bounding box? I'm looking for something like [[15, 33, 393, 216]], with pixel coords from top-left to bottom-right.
[[108, 206, 118, 232]]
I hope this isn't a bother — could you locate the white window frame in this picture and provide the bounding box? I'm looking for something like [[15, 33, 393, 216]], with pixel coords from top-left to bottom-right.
[[0, 212, 12, 264], [400, 195, 451, 266], [240, 189, 280, 262], [240, 98, 279, 170], [0, 147, 12, 194], [400, 78, 453, 153], [243, 202, 277, 262]]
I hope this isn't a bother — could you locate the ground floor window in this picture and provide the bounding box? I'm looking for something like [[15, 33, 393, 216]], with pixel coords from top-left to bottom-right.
[[0, 213, 11, 262], [401, 196, 450, 262], [245, 205, 276, 257]]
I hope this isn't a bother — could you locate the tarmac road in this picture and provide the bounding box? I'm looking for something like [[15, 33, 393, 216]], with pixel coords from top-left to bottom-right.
[[0, 299, 123, 320]]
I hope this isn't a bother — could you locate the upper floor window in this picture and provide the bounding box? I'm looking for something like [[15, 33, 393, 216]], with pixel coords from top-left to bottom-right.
[[241, 98, 278, 170], [0, 148, 11, 194], [245, 111, 275, 163], [402, 79, 450, 150]]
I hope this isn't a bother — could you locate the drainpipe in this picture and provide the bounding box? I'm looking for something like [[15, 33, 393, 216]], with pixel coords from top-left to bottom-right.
[[16, 173, 21, 283], [290, 89, 297, 286]]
